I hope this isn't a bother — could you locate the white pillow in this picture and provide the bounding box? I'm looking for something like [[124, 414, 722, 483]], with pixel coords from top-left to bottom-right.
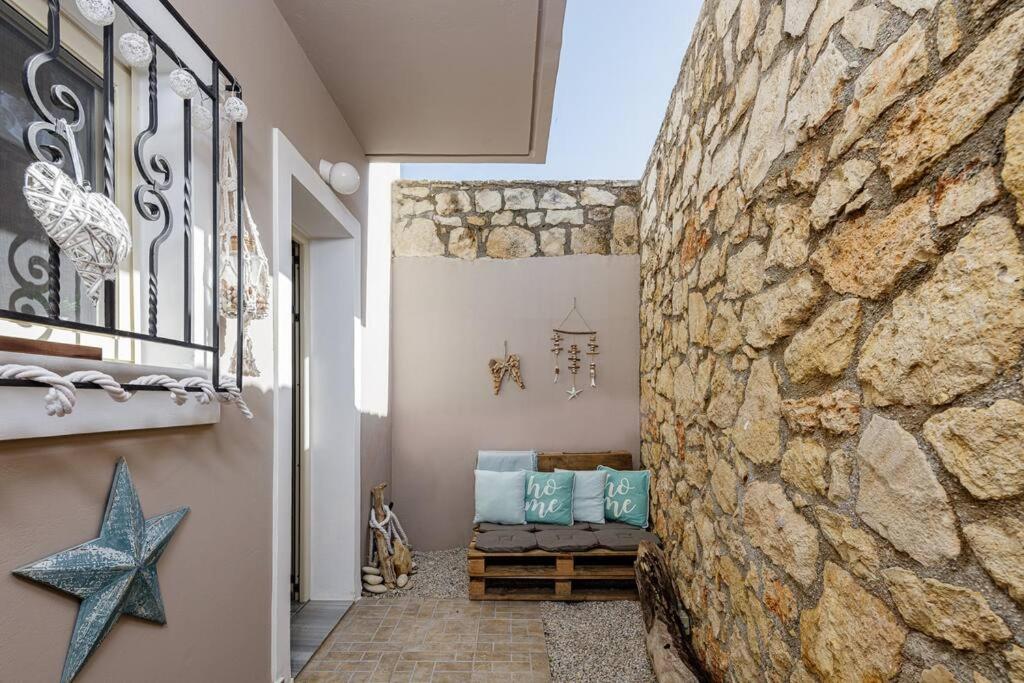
[[555, 468, 607, 524]]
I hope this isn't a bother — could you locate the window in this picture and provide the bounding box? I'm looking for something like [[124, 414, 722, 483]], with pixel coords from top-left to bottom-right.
[[0, 0, 136, 360], [0, 0, 248, 436]]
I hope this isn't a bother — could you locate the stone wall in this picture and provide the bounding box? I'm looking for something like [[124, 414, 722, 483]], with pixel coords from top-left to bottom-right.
[[639, 0, 1024, 681], [392, 180, 640, 259]]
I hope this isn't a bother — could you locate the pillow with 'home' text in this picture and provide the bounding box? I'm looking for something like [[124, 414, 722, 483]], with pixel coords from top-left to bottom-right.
[[597, 465, 650, 528], [524, 471, 575, 526]]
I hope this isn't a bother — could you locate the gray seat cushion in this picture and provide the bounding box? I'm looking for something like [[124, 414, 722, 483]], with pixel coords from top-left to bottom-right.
[[593, 528, 661, 551], [595, 521, 644, 531], [535, 529, 598, 552], [533, 522, 593, 532], [474, 531, 538, 553], [476, 522, 537, 533]]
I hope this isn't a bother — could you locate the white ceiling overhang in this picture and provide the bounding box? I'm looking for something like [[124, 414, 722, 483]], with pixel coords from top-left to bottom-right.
[[274, 0, 566, 163]]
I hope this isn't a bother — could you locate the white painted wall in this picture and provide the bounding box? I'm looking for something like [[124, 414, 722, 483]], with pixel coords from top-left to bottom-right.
[[271, 129, 362, 682], [358, 162, 396, 420]]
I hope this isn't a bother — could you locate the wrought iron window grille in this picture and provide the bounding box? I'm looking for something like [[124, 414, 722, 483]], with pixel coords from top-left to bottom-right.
[[0, 0, 246, 396]]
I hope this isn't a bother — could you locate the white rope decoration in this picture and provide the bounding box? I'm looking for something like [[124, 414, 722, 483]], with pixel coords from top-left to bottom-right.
[[367, 505, 410, 566], [66, 370, 133, 402], [129, 374, 190, 405], [1, 364, 76, 416], [179, 376, 218, 404], [0, 363, 253, 419], [214, 379, 253, 419], [179, 376, 253, 419], [41, 369, 132, 416]]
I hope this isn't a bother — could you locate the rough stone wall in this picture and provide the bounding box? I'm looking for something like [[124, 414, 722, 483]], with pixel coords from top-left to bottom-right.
[[638, 0, 1024, 681], [392, 180, 640, 259]]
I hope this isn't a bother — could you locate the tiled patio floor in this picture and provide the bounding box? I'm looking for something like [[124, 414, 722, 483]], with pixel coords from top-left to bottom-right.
[[296, 598, 551, 682]]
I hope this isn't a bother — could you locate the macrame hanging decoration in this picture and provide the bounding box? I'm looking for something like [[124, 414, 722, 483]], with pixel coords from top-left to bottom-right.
[[22, 119, 131, 304], [550, 298, 599, 401], [488, 341, 525, 395], [217, 130, 270, 377]]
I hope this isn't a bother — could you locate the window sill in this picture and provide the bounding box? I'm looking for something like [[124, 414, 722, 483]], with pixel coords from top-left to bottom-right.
[[0, 350, 220, 441]]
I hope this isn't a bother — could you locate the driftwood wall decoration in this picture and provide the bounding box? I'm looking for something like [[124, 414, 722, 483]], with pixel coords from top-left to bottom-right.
[[551, 299, 599, 400], [13, 459, 189, 682], [488, 341, 525, 395]]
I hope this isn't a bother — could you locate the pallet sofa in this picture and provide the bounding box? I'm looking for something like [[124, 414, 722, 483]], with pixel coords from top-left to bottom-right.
[[468, 451, 657, 601]]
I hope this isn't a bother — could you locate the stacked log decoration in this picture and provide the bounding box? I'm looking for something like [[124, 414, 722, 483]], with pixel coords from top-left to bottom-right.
[[363, 483, 416, 595], [635, 541, 708, 682]]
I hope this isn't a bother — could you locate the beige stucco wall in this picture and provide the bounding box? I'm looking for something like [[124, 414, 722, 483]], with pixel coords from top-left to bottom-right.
[[0, 0, 380, 680], [391, 254, 641, 551]]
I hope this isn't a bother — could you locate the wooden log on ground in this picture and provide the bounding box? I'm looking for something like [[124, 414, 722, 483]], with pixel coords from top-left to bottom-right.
[[635, 541, 708, 682], [371, 483, 398, 588]]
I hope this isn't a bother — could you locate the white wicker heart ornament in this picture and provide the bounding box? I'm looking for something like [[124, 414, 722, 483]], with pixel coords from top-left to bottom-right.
[[23, 161, 131, 302]]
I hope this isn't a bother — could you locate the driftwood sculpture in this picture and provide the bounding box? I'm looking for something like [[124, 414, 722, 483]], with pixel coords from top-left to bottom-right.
[[370, 484, 398, 588], [635, 541, 708, 682]]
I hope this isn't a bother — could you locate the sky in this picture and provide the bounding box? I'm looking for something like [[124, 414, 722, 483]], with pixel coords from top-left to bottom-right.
[[401, 0, 699, 182]]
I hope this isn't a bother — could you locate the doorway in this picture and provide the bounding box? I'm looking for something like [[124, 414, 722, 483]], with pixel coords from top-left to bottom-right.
[[271, 129, 362, 682], [290, 238, 304, 607]]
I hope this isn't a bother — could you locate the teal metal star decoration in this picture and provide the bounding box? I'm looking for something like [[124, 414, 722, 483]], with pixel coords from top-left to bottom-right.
[[13, 458, 189, 682]]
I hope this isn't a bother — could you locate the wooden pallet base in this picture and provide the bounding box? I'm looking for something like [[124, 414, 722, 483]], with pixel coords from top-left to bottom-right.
[[468, 536, 638, 602]]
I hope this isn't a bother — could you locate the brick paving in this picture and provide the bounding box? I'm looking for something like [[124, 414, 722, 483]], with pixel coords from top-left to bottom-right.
[[296, 598, 551, 682]]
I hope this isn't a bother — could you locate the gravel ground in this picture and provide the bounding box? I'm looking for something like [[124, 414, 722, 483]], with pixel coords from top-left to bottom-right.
[[543, 599, 654, 683], [365, 549, 654, 682], [367, 548, 469, 600]]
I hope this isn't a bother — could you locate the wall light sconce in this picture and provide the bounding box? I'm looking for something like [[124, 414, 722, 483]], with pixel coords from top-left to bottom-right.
[[319, 160, 360, 195]]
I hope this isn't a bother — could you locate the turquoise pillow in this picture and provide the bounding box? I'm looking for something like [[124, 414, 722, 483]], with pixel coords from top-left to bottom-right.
[[598, 466, 650, 528], [474, 470, 527, 525], [524, 471, 575, 525], [556, 468, 607, 524]]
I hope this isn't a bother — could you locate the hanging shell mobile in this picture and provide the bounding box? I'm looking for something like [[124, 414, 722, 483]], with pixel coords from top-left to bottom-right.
[[551, 298, 599, 401]]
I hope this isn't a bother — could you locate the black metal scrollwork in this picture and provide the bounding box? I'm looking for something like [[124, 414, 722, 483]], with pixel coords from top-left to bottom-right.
[[7, 235, 49, 314], [22, 0, 86, 175], [21, 0, 86, 317], [131, 34, 174, 337]]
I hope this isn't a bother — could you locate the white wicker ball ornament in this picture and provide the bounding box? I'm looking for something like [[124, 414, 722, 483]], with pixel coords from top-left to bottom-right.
[[224, 96, 248, 123], [118, 32, 152, 68], [75, 0, 115, 26], [192, 104, 213, 131], [169, 68, 198, 99], [23, 162, 131, 303]]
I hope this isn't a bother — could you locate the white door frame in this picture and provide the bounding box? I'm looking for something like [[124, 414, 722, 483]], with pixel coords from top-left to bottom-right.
[[271, 129, 362, 682]]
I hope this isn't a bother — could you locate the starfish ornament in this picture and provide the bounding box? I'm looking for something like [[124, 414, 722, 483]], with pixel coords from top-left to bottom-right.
[[566, 385, 584, 400], [13, 458, 189, 682]]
